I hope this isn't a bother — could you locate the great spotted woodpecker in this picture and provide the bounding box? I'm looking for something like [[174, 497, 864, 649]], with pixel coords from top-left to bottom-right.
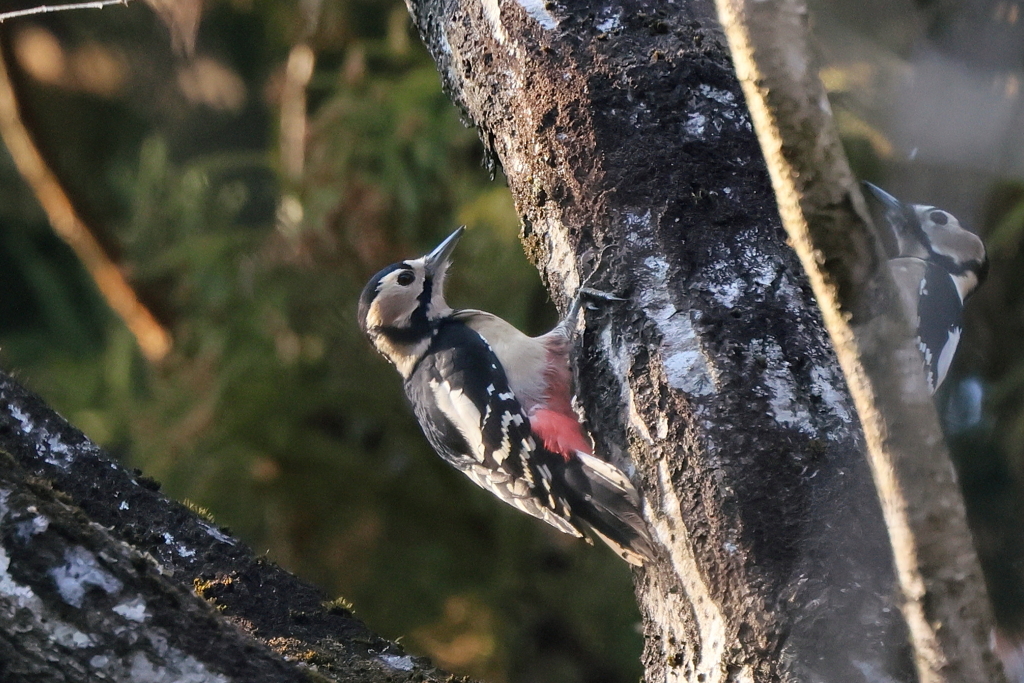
[[358, 227, 654, 565], [865, 183, 988, 394]]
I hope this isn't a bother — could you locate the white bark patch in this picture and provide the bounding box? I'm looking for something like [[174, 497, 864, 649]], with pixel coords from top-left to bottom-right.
[[14, 513, 49, 541], [127, 650, 229, 683], [5, 402, 86, 469], [810, 365, 852, 427], [0, 546, 37, 605], [595, 9, 621, 32], [649, 458, 729, 682], [706, 242, 778, 309], [699, 84, 736, 107], [637, 256, 715, 396], [49, 546, 123, 608], [199, 521, 236, 546], [742, 243, 779, 286], [380, 654, 416, 671], [513, 0, 558, 29], [601, 327, 654, 445], [53, 622, 94, 648], [698, 84, 743, 124], [685, 112, 707, 137], [480, 0, 508, 44], [545, 227, 581, 296], [754, 340, 814, 434], [706, 275, 744, 309], [113, 596, 150, 622], [9, 404, 34, 434]]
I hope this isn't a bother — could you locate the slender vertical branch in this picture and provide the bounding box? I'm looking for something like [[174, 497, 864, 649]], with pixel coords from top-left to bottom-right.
[[0, 42, 171, 362], [713, 0, 1004, 680]]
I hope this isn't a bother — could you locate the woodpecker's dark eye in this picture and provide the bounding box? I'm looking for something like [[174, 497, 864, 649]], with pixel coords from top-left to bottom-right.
[[397, 271, 415, 286], [930, 211, 948, 225]]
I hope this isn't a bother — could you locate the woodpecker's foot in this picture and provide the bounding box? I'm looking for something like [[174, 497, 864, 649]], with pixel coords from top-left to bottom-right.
[[577, 286, 626, 303], [564, 287, 627, 328]]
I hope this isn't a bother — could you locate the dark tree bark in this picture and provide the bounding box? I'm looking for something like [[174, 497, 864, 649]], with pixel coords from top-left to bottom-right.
[[403, 0, 924, 680], [0, 371, 469, 683]]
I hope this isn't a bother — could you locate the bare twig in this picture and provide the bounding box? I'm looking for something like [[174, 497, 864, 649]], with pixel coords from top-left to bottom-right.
[[0, 0, 129, 23], [0, 40, 171, 362], [713, 0, 1005, 680]]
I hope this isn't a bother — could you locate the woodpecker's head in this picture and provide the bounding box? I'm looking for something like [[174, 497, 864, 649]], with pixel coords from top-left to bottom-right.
[[358, 227, 464, 375], [864, 182, 988, 300]]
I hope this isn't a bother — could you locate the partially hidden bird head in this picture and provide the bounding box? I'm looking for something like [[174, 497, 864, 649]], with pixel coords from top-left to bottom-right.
[[358, 227, 464, 375], [864, 182, 988, 298]]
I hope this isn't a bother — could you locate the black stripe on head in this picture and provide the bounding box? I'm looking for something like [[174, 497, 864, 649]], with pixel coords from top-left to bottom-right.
[[412, 272, 433, 326], [357, 262, 406, 332], [933, 254, 988, 280], [899, 204, 931, 252]]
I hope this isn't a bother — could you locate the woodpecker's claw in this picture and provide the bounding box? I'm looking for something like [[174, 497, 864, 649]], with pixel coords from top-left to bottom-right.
[[578, 287, 626, 302], [564, 287, 627, 329]]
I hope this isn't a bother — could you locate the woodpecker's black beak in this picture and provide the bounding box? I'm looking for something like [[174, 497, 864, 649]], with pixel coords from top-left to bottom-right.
[[864, 181, 917, 227], [423, 226, 465, 276], [863, 182, 902, 213], [863, 181, 921, 256]]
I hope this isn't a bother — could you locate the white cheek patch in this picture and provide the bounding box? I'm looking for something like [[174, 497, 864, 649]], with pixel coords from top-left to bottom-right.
[[372, 289, 419, 329], [924, 221, 985, 266]]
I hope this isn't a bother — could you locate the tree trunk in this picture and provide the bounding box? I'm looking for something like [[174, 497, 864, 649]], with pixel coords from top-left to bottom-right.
[[713, 0, 1003, 680], [403, 0, 918, 679], [0, 371, 468, 683]]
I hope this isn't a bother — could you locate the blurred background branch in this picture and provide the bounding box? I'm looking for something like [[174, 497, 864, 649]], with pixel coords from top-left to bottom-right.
[[0, 41, 170, 362], [0, 1, 129, 24]]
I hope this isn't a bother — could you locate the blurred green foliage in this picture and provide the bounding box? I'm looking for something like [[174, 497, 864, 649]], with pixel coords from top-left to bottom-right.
[[0, 2, 640, 682]]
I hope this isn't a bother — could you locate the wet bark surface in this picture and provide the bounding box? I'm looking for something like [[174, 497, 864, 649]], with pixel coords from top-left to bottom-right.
[[404, 0, 915, 680], [0, 371, 468, 683]]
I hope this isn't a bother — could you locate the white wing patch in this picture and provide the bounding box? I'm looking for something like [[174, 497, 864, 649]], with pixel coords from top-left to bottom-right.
[[492, 413, 524, 464], [935, 327, 962, 391], [429, 379, 486, 461], [917, 338, 936, 391]]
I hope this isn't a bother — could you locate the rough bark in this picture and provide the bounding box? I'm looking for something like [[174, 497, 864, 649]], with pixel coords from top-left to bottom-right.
[[712, 1, 1003, 681], [404, 0, 919, 680], [0, 371, 468, 683]]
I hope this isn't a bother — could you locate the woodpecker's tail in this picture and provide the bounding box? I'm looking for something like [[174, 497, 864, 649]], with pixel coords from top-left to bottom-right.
[[568, 452, 656, 566]]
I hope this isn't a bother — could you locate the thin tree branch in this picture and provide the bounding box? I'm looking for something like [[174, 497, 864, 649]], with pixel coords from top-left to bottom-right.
[[0, 39, 171, 363], [0, 1, 129, 23], [712, 0, 1005, 680]]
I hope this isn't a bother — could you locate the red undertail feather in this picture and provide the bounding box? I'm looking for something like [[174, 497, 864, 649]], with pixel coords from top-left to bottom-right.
[[530, 337, 592, 460], [529, 408, 592, 459]]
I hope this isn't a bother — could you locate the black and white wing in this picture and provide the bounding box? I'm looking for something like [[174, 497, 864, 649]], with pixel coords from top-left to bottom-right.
[[404, 321, 583, 538], [890, 257, 964, 393]]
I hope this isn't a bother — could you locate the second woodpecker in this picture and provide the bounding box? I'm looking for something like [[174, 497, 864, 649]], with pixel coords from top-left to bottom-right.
[[865, 182, 988, 393], [358, 228, 654, 565]]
